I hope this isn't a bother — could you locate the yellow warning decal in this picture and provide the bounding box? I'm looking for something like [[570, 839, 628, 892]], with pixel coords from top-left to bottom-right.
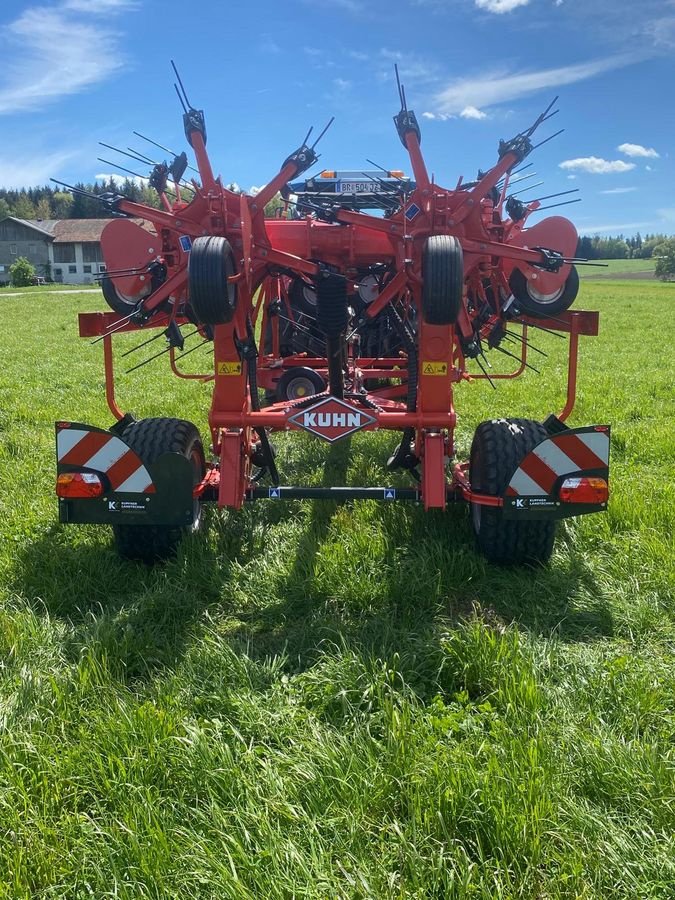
[[217, 361, 242, 375], [422, 361, 447, 376]]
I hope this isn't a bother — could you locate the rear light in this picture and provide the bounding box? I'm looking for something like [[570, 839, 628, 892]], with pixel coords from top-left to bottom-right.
[[559, 476, 608, 504], [57, 472, 104, 499], [319, 170, 336, 178], [389, 170, 405, 178]]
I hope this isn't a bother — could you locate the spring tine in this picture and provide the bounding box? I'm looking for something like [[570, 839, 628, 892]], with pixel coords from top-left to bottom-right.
[[90, 310, 139, 344], [174, 338, 211, 360], [171, 59, 194, 109], [49, 178, 99, 199], [495, 344, 540, 374], [533, 198, 582, 212], [125, 343, 173, 373], [301, 125, 314, 147], [525, 188, 580, 204], [133, 131, 200, 174], [119, 329, 167, 358], [532, 128, 565, 150], [99, 142, 154, 169], [503, 329, 548, 357], [174, 83, 189, 114], [475, 353, 497, 389], [311, 117, 335, 150], [395, 63, 405, 108]]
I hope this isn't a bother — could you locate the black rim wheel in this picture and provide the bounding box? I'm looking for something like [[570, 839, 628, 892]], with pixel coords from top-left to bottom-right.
[[289, 277, 318, 316], [276, 367, 326, 402], [112, 418, 205, 563], [421, 234, 463, 325], [100, 275, 150, 315], [470, 417, 556, 566], [188, 236, 237, 324], [509, 265, 579, 318]]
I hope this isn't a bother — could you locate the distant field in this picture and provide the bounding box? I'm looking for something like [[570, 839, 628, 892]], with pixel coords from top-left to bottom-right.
[[578, 257, 656, 279], [0, 282, 674, 897]]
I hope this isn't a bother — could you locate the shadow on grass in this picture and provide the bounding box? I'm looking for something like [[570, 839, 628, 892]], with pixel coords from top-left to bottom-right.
[[15, 439, 613, 686]]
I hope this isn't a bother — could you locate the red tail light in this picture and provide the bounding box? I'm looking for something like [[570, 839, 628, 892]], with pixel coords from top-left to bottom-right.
[[559, 476, 608, 504], [57, 472, 104, 499]]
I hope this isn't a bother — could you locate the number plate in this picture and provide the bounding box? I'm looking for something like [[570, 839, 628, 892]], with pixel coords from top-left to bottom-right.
[[337, 181, 379, 193]]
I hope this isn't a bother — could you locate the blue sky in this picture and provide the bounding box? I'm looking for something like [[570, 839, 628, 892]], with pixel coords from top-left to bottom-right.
[[0, 0, 673, 236]]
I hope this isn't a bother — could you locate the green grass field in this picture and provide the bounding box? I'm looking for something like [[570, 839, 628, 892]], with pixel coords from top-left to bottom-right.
[[1, 282, 674, 898], [578, 258, 656, 278]]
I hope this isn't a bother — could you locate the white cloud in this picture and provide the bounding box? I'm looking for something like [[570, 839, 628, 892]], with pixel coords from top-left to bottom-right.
[[475, 0, 531, 12], [578, 221, 650, 234], [62, 0, 136, 11], [600, 186, 637, 194], [460, 105, 487, 120], [433, 54, 637, 115], [646, 165, 654, 171], [422, 111, 453, 121], [617, 142, 660, 158], [0, 148, 80, 189], [567, 175, 577, 180], [94, 172, 148, 187], [0, 5, 128, 115], [559, 157, 636, 174], [333, 78, 352, 90]]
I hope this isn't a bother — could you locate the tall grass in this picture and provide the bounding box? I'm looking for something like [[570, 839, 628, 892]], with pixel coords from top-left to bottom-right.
[[0, 281, 673, 897]]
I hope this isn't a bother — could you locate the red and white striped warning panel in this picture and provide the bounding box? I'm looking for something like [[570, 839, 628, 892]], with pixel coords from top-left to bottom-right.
[[505, 427, 610, 497], [56, 425, 155, 493]]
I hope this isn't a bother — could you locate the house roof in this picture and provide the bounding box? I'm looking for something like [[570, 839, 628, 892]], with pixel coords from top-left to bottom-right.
[[52, 219, 112, 242], [6, 217, 58, 238], [5, 216, 155, 243]]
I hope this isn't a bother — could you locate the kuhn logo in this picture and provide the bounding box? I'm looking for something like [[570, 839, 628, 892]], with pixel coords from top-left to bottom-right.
[[288, 397, 376, 442]]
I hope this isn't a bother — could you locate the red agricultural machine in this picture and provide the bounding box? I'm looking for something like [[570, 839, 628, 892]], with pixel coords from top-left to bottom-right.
[[55, 66, 610, 565]]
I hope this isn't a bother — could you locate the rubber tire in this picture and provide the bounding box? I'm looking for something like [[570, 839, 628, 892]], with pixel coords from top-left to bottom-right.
[[188, 236, 237, 325], [422, 235, 463, 325], [509, 265, 579, 318], [289, 277, 318, 316], [112, 418, 205, 563], [101, 275, 150, 315], [469, 418, 556, 566], [276, 367, 326, 402]]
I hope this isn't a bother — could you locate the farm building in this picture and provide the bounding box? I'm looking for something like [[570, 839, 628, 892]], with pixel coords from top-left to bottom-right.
[[0, 216, 108, 285]]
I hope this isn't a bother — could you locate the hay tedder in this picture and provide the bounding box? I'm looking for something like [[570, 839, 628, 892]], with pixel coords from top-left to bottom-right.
[[55, 66, 610, 564]]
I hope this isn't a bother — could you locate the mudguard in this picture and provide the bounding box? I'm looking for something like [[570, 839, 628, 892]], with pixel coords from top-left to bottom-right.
[[55, 422, 195, 527], [502, 425, 610, 520]]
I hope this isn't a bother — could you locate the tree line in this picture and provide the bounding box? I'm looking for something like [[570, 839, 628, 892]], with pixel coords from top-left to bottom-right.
[[0, 179, 163, 221], [575, 233, 669, 260]]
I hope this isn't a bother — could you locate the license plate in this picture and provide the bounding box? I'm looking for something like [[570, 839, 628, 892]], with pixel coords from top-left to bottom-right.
[[338, 181, 379, 193]]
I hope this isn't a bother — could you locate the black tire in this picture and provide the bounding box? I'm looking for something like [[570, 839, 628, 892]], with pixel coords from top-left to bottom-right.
[[509, 265, 579, 318], [289, 277, 318, 316], [422, 235, 463, 324], [101, 275, 150, 315], [112, 418, 205, 563], [276, 367, 326, 402], [469, 418, 556, 565], [188, 236, 237, 325]]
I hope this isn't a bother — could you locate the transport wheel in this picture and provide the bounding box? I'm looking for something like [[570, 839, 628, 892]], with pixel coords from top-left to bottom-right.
[[276, 367, 326, 402], [421, 234, 463, 324], [289, 277, 318, 316], [100, 275, 150, 315], [509, 265, 579, 318], [112, 418, 205, 563], [469, 418, 556, 565], [188, 236, 237, 324]]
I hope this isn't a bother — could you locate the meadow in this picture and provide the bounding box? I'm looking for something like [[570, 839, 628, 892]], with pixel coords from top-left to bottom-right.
[[0, 281, 673, 898], [578, 258, 656, 278]]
